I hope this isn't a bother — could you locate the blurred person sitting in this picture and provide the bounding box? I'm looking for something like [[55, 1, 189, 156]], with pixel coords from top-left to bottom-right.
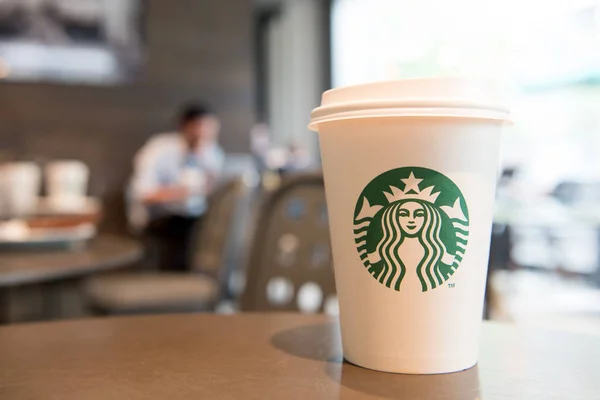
[[130, 102, 224, 272], [282, 142, 311, 173]]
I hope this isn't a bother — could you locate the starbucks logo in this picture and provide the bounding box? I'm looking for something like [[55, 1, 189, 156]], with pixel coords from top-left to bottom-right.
[[354, 167, 469, 292]]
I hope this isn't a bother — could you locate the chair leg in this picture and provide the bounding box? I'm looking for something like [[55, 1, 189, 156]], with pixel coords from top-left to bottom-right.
[[483, 268, 493, 320], [0, 288, 10, 324]]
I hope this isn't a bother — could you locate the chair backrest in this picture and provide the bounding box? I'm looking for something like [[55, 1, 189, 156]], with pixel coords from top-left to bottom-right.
[[241, 173, 336, 313], [190, 178, 246, 277]]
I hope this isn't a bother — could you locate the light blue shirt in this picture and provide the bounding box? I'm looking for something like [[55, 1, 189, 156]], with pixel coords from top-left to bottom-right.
[[129, 133, 225, 227]]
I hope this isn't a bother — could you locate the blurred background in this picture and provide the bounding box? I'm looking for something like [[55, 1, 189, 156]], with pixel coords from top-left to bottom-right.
[[0, 0, 599, 334]]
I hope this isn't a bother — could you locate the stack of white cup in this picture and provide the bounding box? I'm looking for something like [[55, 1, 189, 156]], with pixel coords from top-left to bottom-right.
[[45, 160, 90, 212], [1, 162, 42, 216]]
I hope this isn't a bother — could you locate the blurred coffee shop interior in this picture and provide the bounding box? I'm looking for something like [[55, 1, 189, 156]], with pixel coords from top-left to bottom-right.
[[0, 0, 600, 332]]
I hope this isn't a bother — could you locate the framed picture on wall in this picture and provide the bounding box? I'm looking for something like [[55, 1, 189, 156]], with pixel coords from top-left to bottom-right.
[[0, 0, 144, 84]]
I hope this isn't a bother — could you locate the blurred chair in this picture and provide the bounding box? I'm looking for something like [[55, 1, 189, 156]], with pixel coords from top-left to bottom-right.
[[84, 179, 247, 314], [241, 173, 337, 314], [489, 224, 514, 271], [485, 224, 514, 319]]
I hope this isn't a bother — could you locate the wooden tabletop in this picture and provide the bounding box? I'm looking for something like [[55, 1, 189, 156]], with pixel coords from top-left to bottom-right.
[[0, 314, 598, 399], [0, 235, 143, 288]]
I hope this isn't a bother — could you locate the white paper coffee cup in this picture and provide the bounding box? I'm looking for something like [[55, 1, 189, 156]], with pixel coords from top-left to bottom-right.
[[45, 160, 90, 212], [3, 162, 41, 216], [309, 78, 510, 374]]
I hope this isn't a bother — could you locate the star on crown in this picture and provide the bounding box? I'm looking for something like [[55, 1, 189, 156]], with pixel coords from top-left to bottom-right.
[[384, 172, 440, 204]]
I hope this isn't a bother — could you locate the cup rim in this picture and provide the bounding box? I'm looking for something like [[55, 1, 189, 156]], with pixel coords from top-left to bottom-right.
[[309, 78, 512, 130]]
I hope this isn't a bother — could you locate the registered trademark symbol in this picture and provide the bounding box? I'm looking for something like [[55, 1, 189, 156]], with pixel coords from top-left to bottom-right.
[[448, 283, 455, 288]]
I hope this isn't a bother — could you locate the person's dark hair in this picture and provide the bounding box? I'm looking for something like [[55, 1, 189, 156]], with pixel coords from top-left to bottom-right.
[[178, 102, 213, 127]]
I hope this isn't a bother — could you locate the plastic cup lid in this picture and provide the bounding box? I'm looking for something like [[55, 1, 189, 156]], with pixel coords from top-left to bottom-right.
[[309, 78, 511, 130]]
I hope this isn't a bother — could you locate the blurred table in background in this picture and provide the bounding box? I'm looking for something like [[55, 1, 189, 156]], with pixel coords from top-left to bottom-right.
[[0, 235, 143, 323], [0, 314, 598, 399], [494, 198, 600, 276], [0, 235, 142, 287]]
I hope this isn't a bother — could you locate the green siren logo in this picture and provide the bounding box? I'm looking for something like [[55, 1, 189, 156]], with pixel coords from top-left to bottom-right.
[[354, 167, 469, 292]]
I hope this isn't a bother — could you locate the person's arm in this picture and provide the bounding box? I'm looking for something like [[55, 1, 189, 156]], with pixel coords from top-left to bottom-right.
[[142, 186, 189, 204], [131, 138, 188, 205], [204, 145, 225, 193]]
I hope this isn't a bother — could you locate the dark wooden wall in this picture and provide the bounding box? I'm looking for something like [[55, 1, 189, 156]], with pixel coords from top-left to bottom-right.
[[0, 0, 256, 233]]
